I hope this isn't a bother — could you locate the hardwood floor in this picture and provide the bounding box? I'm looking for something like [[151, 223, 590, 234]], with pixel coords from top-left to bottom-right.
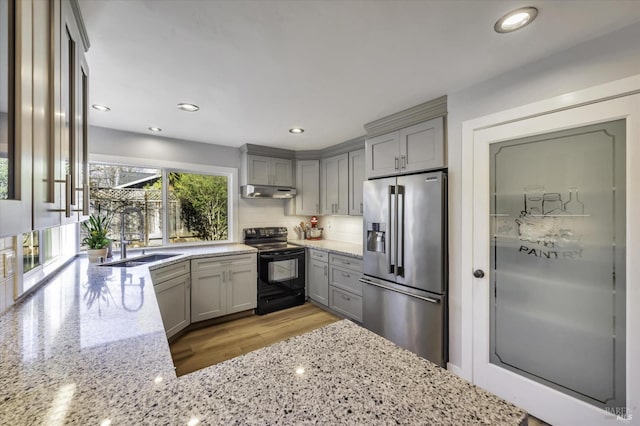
[[169, 302, 340, 376]]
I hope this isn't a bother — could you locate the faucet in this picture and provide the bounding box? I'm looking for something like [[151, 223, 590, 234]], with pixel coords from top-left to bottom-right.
[[120, 207, 144, 259]]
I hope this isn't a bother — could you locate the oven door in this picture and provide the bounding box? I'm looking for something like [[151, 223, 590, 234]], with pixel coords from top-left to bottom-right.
[[258, 249, 306, 295]]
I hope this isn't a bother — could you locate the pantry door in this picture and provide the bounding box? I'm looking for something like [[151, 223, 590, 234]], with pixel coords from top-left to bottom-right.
[[472, 94, 639, 425]]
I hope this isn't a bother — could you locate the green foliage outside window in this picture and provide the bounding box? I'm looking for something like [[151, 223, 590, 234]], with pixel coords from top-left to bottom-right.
[[170, 173, 228, 241]]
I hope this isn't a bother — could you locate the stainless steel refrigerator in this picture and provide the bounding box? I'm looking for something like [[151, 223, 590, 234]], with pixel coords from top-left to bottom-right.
[[360, 170, 447, 366]]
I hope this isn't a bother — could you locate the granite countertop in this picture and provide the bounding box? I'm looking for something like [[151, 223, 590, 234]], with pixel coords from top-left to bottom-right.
[[289, 239, 363, 258], [0, 247, 526, 425]]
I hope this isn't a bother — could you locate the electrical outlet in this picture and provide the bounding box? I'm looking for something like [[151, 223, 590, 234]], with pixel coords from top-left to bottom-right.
[[326, 221, 332, 229]]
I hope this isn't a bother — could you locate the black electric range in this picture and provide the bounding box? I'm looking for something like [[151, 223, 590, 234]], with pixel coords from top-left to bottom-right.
[[243, 227, 306, 314]]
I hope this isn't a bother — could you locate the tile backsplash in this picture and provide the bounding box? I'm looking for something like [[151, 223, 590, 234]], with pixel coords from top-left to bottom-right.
[[318, 216, 363, 244], [238, 199, 363, 244]]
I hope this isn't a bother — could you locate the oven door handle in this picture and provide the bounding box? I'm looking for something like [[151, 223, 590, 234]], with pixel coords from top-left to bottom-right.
[[260, 250, 306, 260]]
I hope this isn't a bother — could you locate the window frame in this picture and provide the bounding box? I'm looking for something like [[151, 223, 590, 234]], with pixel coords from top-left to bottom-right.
[[88, 154, 239, 247]]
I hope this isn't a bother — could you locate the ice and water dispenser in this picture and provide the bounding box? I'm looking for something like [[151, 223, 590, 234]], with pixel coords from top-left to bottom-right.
[[366, 222, 386, 253]]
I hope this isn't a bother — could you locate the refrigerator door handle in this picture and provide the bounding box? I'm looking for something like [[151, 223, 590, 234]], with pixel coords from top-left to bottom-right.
[[388, 185, 396, 274], [359, 278, 440, 304], [397, 185, 405, 277]]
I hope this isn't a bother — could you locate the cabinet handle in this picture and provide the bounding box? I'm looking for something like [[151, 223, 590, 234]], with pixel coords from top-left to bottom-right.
[[65, 174, 72, 217], [324, 265, 327, 276], [395, 157, 399, 170], [222, 270, 226, 282], [341, 294, 351, 301], [401, 155, 406, 169], [342, 272, 350, 278], [360, 203, 363, 214]]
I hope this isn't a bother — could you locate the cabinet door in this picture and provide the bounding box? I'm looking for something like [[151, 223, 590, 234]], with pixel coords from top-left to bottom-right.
[[154, 273, 190, 338], [75, 55, 89, 221], [227, 262, 257, 314], [320, 153, 348, 215], [295, 160, 319, 215], [246, 155, 271, 185], [398, 117, 444, 173], [0, 0, 33, 237], [329, 286, 363, 323], [59, 1, 83, 224], [348, 149, 365, 216], [308, 258, 328, 306], [191, 262, 225, 322], [272, 158, 293, 186], [365, 131, 400, 179], [32, 0, 59, 230]]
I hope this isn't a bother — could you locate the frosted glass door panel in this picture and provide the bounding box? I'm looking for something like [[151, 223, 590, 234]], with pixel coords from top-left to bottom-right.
[[489, 119, 626, 410]]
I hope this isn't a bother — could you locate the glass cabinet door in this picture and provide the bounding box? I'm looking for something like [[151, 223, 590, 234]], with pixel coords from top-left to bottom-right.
[[1, 0, 14, 201], [489, 119, 626, 410]]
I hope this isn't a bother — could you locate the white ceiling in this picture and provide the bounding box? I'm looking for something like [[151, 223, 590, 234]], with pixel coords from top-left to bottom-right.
[[79, 0, 640, 150]]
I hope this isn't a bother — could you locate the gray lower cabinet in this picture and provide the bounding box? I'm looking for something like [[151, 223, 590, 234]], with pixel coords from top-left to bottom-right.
[[151, 261, 191, 338], [365, 117, 444, 178], [191, 254, 257, 322], [308, 249, 329, 306], [328, 253, 363, 322]]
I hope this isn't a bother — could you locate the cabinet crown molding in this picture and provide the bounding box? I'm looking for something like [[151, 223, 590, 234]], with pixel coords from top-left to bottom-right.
[[295, 135, 365, 160], [364, 95, 447, 138], [240, 143, 295, 159]]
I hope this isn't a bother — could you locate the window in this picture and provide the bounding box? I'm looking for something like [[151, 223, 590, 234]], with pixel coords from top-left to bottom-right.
[[86, 162, 233, 249], [23, 231, 40, 273], [87, 163, 163, 249], [23, 227, 62, 273], [168, 172, 228, 242]]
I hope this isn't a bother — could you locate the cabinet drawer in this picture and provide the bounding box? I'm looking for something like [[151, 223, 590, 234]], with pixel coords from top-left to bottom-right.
[[329, 253, 362, 272], [309, 249, 328, 262], [329, 286, 362, 322], [329, 265, 362, 296], [150, 261, 190, 284], [193, 254, 256, 271]]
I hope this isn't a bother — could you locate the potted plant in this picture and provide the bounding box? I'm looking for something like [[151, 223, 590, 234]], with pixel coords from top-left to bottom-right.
[[82, 214, 112, 263]]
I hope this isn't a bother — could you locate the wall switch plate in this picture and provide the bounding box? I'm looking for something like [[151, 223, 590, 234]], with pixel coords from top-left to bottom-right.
[[4, 251, 15, 278]]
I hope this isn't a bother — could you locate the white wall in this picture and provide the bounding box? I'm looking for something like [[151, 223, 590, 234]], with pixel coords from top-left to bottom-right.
[[446, 21, 640, 369], [89, 126, 241, 168]]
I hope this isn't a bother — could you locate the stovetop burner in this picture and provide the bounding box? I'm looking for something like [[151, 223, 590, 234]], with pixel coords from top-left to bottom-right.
[[243, 227, 301, 252]]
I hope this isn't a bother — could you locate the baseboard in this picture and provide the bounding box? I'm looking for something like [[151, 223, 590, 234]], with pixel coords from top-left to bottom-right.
[[447, 362, 468, 380]]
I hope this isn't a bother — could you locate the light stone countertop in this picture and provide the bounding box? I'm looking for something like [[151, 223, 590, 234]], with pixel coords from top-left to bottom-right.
[[0, 244, 526, 425], [289, 239, 363, 258]]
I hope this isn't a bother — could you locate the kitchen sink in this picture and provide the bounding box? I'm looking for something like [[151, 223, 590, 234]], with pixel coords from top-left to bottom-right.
[[98, 253, 182, 268]]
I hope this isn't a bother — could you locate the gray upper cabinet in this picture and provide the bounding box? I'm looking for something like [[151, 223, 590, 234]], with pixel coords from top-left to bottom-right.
[[245, 154, 293, 186], [320, 153, 348, 215], [365, 116, 444, 178], [348, 149, 365, 216], [364, 132, 400, 179], [295, 160, 320, 216], [272, 157, 294, 186]]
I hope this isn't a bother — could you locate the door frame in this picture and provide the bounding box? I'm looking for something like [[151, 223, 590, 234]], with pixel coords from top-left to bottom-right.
[[460, 73, 640, 421]]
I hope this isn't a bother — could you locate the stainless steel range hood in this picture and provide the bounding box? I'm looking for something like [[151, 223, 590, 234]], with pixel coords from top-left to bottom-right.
[[241, 185, 297, 199]]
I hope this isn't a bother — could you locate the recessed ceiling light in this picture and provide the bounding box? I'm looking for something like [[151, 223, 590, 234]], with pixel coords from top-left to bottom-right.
[[289, 128, 304, 134], [148, 127, 162, 132], [92, 104, 111, 112], [494, 7, 538, 33], [177, 103, 200, 112]]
